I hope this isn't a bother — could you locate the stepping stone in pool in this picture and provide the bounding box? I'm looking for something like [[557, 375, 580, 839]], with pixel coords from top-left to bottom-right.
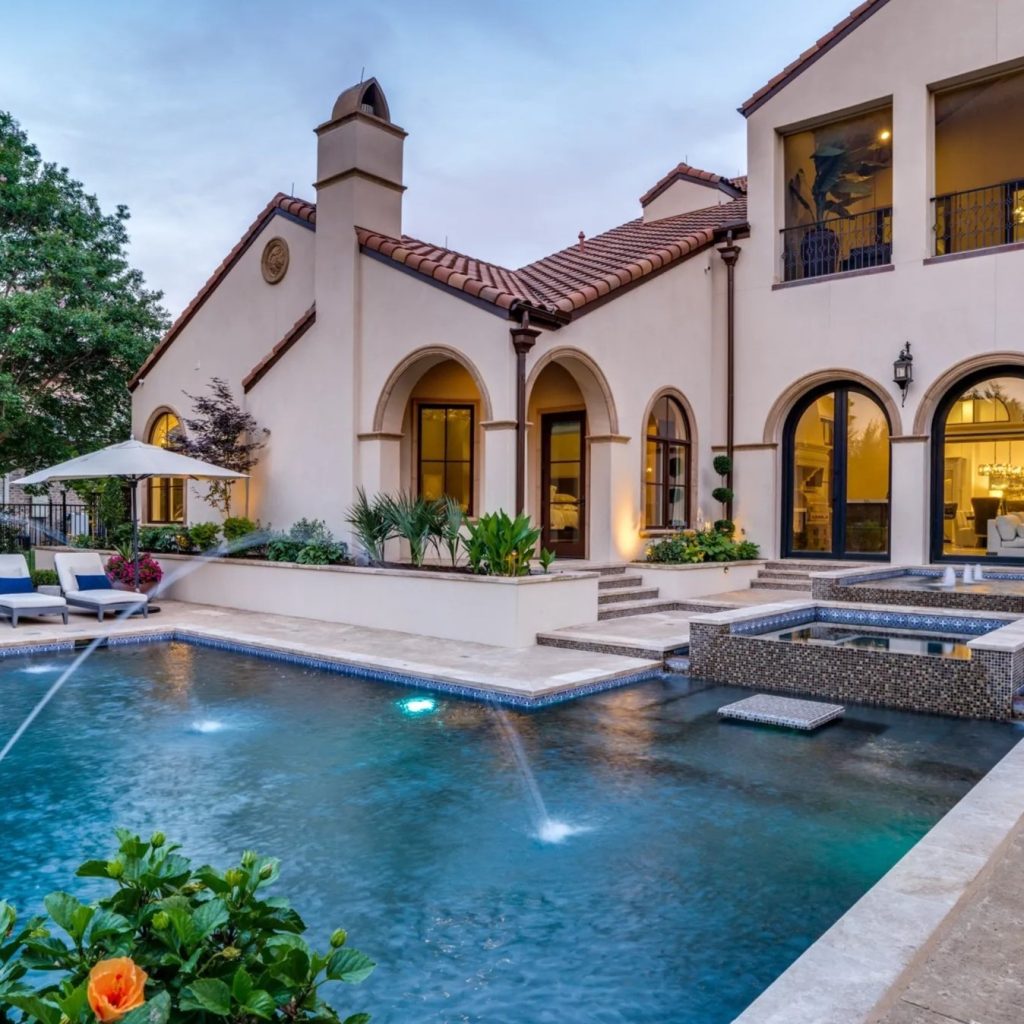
[[717, 694, 844, 731]]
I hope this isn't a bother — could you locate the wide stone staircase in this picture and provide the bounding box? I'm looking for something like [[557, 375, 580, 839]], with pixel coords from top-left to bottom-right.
[[593, 565, 678, 620]]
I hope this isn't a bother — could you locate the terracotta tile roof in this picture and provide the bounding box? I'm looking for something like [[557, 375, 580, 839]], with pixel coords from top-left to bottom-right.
[[639, 163, 747, 207], [358, 196, 746, 318], [740, 0, 891, 116], [242, 304, 317, 392], [128, 193, 316, 391]]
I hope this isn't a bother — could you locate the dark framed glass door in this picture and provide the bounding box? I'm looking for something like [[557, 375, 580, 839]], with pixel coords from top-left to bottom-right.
[[783, 384, 891, 559], [541, 411, 586, 558]]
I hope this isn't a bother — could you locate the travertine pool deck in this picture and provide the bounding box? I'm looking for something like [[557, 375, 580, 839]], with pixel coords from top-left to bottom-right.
[[0, 600, 659, 703], [538, 610, 692, 658]]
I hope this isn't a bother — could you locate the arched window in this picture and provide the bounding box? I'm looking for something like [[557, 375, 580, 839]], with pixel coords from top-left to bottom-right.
[[783, 384, 890, 558], [644, 396, 690, 529], [147, 412, 184, 524], [933, 370, 1024, 560]]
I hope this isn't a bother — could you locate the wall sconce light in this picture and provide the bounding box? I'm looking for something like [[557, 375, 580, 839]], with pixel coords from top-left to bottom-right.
[[893, 341, 913, 406]]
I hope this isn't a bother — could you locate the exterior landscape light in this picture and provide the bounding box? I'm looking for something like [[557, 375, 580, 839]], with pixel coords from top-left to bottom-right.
[[893, 342, 913, 406]]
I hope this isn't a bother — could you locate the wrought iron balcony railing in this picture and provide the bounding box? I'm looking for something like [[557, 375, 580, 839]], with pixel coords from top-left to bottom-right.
[[933, 179, 1024, 256], [781, 207, 893, 282]]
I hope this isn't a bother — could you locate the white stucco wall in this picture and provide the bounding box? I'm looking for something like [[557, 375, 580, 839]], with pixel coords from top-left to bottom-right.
[[736, 0, 1024, 563]]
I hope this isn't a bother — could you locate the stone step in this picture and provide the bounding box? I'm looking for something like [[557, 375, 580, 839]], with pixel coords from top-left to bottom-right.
[[598, 586, 661, 605], [598, 598, 680, 620], [762, 560, 868, 573], [749, 578, 813, 592], [597, 574, 645, 591], [757, 568, 814, 580]]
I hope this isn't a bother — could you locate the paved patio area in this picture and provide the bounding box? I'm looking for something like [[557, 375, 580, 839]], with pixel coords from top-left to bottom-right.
[[0, 600, 659, 702]]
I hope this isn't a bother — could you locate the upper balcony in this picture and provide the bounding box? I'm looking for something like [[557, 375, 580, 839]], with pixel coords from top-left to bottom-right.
[[780, 105, 893, 283], [932, 66, 1024, 258]]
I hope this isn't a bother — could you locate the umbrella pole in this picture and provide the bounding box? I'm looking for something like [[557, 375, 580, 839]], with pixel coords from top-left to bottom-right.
[[130, 479, 140, 593]]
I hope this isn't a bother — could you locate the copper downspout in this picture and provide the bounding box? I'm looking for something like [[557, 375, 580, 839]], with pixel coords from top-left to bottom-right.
[[717, 234, 741, 523], [510, 311, 540, 515]]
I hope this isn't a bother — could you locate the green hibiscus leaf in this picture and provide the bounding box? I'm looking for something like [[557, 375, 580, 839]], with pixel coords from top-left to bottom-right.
[[231, 967, 253, 1004], [343, 1014, 372, 1024], [242, 990, 277, 1019], [180, 978, 231, 1016], [193, 898, 229, 939], [326, 948, 376, 984], [120, 990, 171, 1024], [43, 892, 93, 942]]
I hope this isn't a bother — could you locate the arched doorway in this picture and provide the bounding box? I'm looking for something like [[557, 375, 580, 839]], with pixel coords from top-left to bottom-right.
[[783, 383, 891, 559], [931, 368, 1024, 561], [147, 410, 185, 524]]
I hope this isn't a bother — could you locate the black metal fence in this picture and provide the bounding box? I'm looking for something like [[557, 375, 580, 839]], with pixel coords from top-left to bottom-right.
[[933, 179, 1024, 256], [0, 501, 103, 551], [781, 207, 893, 282]]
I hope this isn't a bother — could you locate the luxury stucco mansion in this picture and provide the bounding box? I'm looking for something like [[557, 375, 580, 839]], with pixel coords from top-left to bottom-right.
[[131, 0, 1024, 567]]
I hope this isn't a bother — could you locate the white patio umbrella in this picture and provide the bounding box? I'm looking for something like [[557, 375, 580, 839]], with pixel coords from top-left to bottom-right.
[[15, 439, 246, 591]]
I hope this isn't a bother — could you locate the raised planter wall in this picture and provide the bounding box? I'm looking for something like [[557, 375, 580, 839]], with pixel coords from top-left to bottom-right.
[[34, 547, 599, 648], [636, 561, 764, 601]]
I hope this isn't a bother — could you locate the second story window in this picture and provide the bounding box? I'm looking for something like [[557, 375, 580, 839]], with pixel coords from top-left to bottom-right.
[[781, 105, 893, 281], [934, 67, 1024, 256]]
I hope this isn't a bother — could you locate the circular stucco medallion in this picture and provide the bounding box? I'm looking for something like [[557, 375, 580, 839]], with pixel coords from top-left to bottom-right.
[[261, 237, 290, 284]]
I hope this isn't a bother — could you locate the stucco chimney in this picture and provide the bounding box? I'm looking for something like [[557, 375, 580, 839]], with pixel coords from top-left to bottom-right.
[[314, 78, 406, 239]]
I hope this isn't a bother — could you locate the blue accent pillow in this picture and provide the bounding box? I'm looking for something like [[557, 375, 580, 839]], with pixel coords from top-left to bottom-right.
[[0, 577, 33, 595], [75, 573, 112, 591]]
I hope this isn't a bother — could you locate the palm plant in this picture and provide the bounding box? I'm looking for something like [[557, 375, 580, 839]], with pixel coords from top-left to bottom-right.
[[380, 492, 441, 568], [344, 487, 394, 563], [433, 495, 465, 567]]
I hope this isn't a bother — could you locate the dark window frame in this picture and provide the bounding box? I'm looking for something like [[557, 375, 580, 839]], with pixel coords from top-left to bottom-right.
[[644, 396, 691, 530], [416, 402, 475, 514]]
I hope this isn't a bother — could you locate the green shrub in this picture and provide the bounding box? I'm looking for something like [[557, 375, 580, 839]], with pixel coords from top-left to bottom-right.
[[345, 489, 394, 563], [70, 534, 93, 549], [379, 494, 440, 568], [266, 537, 305, 562], [110, 522, 134, 548], [187, 522, 221, 551], [711, 486, 734, 505], [288, 518, 332, 545], [713, 519, 735, 536], [139, 526, 190, 554], [712, 454, 732, 476], [463, 511, 540, 576], [222, 516, 259, 543], [0, 829, 374, 1024], [538, 548, 556, 573], [295, 540, 349, 565], [646, 527, 760, 564], [31, 569, 59, 588]]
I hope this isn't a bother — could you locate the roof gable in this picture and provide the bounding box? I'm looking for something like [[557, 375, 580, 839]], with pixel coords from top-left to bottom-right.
[[128, 193, 315, 391], [740, 0, 892, 117]]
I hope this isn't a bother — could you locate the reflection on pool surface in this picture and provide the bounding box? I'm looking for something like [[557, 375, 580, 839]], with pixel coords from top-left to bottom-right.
[[770, 624, 974, 659], [1, 642, 1018, 1024]]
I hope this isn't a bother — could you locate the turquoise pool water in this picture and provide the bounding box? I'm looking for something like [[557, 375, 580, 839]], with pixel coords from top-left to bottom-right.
[[1, 642, 1018, 1023]]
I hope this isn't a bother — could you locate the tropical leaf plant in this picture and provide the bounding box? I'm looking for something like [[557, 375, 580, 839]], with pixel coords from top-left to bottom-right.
[[462, 511, 540, 576], [379, 493, 440, 568], [433, 496, 465, 567], [0, 830, 374, 1024], [344, 488, 394, 563]]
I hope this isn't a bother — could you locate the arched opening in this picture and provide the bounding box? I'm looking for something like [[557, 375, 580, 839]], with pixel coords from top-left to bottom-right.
[[783, 383, 891, 559], [147, 410, 185, 524], [643, 393, 692, 530], [931, 368, 1024, 560]]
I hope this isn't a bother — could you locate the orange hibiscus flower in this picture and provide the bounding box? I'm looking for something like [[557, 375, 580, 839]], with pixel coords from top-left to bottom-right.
[[87, 957, 148, 1022]]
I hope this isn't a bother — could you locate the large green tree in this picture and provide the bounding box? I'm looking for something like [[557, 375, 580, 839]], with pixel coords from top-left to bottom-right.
[[0, 111, 168, 478]]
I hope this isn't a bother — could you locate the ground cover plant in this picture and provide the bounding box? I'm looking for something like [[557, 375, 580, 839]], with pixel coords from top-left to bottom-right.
[[646, 521, 760, 564], [0, 830, 374, 1024]]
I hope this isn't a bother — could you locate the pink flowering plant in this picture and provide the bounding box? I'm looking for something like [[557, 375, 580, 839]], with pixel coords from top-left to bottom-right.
[[105, 553, 163, 587]]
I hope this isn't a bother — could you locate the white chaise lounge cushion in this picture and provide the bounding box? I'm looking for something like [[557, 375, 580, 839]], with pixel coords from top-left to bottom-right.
[[995, 515, 1020, 542], [53, 552, 148, 606], [0, 592, 68, 609]]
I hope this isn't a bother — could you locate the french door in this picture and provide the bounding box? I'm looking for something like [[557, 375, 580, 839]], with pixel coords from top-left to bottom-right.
[[541, 411, 586, 558]]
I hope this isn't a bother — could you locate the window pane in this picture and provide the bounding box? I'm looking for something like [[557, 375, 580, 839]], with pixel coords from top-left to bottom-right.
[[420, 408, 445, 460], [446, 408, 472, 460], [845, 392, 890, 554], [645, 439, 663, 487], [667, 484, 687, 529], [549, 420, 581, 462], [420, 461, 445, 502], [444, 462, 471, 511], [791, 393, 835, 552], [645, 484, 663, 529]]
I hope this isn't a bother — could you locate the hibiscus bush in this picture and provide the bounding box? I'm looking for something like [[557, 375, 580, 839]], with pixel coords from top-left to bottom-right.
[[104, 553, 163, 588], [0, 830, 374, 1024]]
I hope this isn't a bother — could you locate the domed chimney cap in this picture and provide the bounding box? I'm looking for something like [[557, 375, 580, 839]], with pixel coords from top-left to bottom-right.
[[331, 78, 391, 122]]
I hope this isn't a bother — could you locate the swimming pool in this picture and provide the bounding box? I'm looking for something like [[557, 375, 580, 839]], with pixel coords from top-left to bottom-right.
[[769, 624, 973, 659], [1, 642, 1017, 1023]]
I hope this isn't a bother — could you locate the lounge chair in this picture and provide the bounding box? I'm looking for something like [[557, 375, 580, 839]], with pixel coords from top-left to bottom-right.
[[53, 552, 149, 621], [0, 554, 69, 627]]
